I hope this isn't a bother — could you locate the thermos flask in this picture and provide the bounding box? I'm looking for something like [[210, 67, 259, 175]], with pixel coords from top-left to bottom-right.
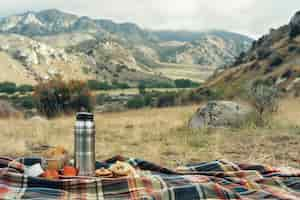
[[74, 112, 95, 176]]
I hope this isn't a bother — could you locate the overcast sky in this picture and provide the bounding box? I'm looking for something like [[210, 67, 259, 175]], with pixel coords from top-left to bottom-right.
[[1, 0, 300, 38]]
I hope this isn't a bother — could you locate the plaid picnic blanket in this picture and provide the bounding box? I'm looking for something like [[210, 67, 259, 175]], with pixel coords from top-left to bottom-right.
[[0, 155, 299, 200]]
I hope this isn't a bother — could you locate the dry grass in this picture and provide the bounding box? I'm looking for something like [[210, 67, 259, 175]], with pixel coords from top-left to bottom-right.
[[0, 99, 299, 168]]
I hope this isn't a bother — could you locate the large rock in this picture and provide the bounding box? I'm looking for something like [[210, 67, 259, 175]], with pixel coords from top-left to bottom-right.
[[189, 101, 253, 128]]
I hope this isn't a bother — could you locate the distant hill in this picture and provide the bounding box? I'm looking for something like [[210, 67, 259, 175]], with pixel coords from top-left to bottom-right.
[[0, 9, 253, 84], [204, 11, 300, 97]]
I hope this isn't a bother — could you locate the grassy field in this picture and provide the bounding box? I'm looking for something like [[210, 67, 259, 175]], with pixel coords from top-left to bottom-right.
[[155, 62, 216, 83], [0, 98, 299, 168]]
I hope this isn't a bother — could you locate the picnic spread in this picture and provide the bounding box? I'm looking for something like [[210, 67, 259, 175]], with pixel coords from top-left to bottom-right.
[[0, 112, 299, 199], [0, 155, 300, 199]]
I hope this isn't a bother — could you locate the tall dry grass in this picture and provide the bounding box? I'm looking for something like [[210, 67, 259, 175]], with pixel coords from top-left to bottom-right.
[[0, 99, 299, 168]]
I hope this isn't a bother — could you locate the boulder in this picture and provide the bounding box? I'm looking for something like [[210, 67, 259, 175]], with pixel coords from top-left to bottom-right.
[[189, 101, 253, 128]]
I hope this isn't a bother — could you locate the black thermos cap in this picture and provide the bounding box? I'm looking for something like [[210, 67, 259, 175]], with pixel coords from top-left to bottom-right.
[[76, 112, 94, 121]]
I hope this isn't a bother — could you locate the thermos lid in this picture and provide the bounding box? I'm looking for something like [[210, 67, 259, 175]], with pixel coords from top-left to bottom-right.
[[76, 112, 94, 121]]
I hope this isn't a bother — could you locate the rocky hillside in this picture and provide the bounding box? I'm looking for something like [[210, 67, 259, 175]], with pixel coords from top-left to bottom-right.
[[0, 9, 253, 84], [204, 11, 300, 97], [155, 31, 252, 66]]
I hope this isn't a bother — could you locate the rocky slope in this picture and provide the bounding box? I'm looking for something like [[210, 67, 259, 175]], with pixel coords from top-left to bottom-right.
[[204, 11, 300, 97], [0, 9, 253, 84], [155, 31, 252, 67]]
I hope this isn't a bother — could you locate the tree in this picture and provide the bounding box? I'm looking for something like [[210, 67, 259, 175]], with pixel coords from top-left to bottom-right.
[[248, 80, 279, 126], [34, 78, 94, 118]]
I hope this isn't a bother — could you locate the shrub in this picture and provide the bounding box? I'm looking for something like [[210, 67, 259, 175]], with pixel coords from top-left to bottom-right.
[[174, 79, 200, 88], [143, 93, 154, 106], [19, 96, 35, 109], [17, 84, 34, 93], [248, 80, 279, 126], [111, 82, 130, 89], [87, 80, 112, 90], [138, 83, 146, 95], [138, 80, 175, 89], [269, 53, 283, 67], [95, 94, 112, 105], [34, 78, 94, 118], [256, 48, 271, 60], [288, 45, 298, 52], [156, 92, 177, 107], [88, 80, 131, 90], [126, 96, 145, 109], [0, 82, 17, 94]]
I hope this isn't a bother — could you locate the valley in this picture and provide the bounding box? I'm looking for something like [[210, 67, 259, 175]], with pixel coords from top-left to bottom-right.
[[0, 9, 252, 85]]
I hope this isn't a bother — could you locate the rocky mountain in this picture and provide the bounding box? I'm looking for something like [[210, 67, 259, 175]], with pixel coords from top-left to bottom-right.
[[204, 11, 300, 97], [0, 9, 253, 84]]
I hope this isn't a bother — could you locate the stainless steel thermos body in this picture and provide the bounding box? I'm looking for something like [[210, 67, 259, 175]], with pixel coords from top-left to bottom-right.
[[74, 112, 95, 176]]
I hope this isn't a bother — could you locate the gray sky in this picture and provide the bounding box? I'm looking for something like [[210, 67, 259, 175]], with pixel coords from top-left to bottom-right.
[[1, 0, 300, 38]]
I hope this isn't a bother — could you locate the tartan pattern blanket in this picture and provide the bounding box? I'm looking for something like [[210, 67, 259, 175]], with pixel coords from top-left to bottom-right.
[[0, 156, 299, 200]]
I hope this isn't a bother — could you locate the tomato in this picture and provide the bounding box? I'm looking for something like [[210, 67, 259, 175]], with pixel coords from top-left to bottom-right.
[[42, 169, 59, 179], [63, 166, 77, 176]]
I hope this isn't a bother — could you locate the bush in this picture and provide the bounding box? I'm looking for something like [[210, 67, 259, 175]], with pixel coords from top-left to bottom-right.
[[138, 83, 146, 95], [34, 78, 94, 118], [0, 82, 17, 94], [19, 96, 35, 109], [88, 80, 131, 90], [87, 80, 112, 90], [269, 53, 283, 67], [111, 82, 130, 89], [288, 45, 298, 52], [18, 84, 34, 93], [126, 96, 145, 109], [143, 93, 154, 106], [138, 80, 175, 89], [174, 79, 200, 88], [156, 92, 177, 107], [248, 80, 279, 126], [95, 94, 112, 105]]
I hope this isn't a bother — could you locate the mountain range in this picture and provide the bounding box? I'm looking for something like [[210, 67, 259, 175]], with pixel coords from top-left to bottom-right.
[[0, 9, 253, 85]]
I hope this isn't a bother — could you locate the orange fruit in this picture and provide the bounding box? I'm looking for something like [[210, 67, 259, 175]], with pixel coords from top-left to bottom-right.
[[42, 169, 59, 179], [63, 166, 77, 176]]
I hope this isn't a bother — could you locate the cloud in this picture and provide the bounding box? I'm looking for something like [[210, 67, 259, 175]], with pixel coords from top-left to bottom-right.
[[0, 0, 299, 38]]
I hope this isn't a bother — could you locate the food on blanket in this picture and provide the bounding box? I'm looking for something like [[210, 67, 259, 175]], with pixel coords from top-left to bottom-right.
[[43, 146, 67, 158], [110, 161, 136, 177], [43, 146, 69, 170], [63, 166, 77, 176], [95, 168, 113, 178], [46, 159, 61, 171], [42, 169, 59, 179]]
